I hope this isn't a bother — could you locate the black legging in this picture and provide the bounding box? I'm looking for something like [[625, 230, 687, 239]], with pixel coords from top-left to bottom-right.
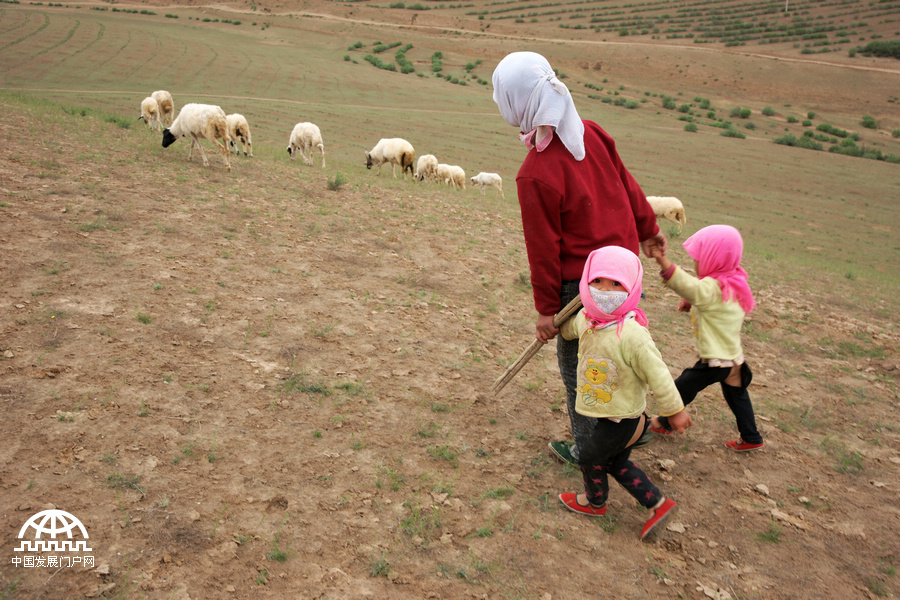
[[657, 361, 762, 444], [578, 415, 661, 508]]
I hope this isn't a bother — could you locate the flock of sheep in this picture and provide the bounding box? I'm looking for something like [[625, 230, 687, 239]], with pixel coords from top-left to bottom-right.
[[136, 92, 505, 198], [136, 92, 686, 229], [364, 137, 505, 198]]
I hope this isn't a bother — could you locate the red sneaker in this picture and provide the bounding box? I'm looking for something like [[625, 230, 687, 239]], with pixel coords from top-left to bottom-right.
[[641, 498, 677, 540], [649, 424, 675, 435], [725, 439, 764, 452], [558, 493, 607, 517]]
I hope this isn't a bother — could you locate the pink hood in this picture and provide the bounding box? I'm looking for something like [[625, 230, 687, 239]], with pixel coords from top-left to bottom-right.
[[683, 225, 756, 314], [579, 246, 648, 337]]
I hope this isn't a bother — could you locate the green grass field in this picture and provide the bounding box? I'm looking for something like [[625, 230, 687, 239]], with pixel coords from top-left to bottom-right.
[[1, 1, 898, 311]]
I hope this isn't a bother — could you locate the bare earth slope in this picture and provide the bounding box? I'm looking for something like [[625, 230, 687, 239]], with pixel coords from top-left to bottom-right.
[[1, 93, 898, 599]]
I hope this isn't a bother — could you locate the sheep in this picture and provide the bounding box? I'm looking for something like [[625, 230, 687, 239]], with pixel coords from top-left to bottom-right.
[[470, 172, 504, 198], [151, 90, 175, 127], [436, 163, 466, 190], [138, 96, 161, 132], [225, 113, 253, 157], [161, 103, 231, 171], [646, 196, 686, 232], [365, 138, 415, 180], [413, 154, 438, 182], [286, 122, 326, 169]]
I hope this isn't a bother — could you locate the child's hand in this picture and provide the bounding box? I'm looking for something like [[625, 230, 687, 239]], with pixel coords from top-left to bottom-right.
[[640, 232, 667, 259], [667, 410, 692, 434], [677, 299, 692, 312]]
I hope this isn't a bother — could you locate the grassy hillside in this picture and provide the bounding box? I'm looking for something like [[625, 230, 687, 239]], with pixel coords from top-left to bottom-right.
[[1, 1, 898, 304]]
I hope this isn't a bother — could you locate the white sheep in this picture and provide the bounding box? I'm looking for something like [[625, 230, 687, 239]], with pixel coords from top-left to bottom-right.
[[161, 103, 231, 171], [151, 90, 175, 127], [225, 113, 253, 157], [138, 96, 161, 132], [646, 196, 686, 232], [286, 122, 326, 169], [470, 172, 504, 198], [365, 138, 415, 180], [413, 154, 438, 182], [436, 163, 466, 190]]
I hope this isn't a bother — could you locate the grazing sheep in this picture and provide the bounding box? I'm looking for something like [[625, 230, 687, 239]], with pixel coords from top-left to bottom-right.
[[286, 122, 326, 169], [413, 154, 439, 182], [646, 196, 686, 232], [225, 113, 253, 157], [365, 138, 415, 180], [161, 103, 231, 171], [470, 172, 504, 198], [138, 96, 161, 132], [436, 163, 466, 190], [151, 90, 175, 126]]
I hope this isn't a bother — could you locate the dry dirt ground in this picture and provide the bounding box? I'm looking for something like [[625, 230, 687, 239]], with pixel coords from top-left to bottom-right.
[[0, 88, 899, 599]]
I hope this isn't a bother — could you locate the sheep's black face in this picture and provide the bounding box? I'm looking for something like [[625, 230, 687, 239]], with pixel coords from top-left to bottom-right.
[[161, 129, 177, 148], [365, 152, 373, 169]]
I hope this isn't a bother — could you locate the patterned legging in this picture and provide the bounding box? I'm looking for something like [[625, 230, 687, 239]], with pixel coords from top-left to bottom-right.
[[578, 415, 661, 508]]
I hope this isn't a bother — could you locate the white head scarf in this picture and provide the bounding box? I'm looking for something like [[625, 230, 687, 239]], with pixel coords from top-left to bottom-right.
[[492, 51, 585, 161]]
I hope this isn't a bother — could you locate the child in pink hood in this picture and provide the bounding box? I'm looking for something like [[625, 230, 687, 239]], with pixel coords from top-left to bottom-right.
[[649, 224, 763, 452], [557, 246, 691, 539]]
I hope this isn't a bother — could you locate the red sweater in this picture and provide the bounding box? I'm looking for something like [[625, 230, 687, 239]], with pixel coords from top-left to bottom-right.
[[517, 120, 659, 316]]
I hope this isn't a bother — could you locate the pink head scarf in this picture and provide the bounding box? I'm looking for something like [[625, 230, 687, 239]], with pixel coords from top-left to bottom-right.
[[683, 225, 756, 314], [579, 246, 648, 337]]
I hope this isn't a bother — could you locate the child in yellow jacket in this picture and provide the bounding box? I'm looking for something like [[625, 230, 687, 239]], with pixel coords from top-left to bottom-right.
[[649, 224, 763, 452], [557, 246, 691, 539]]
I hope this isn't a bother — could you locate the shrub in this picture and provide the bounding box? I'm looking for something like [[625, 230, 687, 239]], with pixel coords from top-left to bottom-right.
[[858, 40, 900, 58], [861, 115, 877, 129], [744, 122, 756, 130], [807, 111, 816, 119], [662, 96, 676, 110], [774, 134, 823, 151], [684, 122, 698, 132], [762, 106, 775, 116], [802, 120, 812, 127], [892, 129, 900, 138], [720, 128, 745, 139], [327, 174, 348, 191], [677, 103, 691, 113], [817, 123, 849, 138]]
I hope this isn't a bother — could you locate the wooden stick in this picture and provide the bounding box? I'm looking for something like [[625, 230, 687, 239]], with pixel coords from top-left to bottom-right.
[[490, 295, 583, 395]]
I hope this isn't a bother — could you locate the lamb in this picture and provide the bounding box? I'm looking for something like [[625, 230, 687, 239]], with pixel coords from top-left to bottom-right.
[[225, 113, 253, 157], [286, 122, 326, 169], [138, 96, 161, 131], [470, 172, 504, 198], [645, 196, 686, 232], [161, 103, 231, 171], [151, 90, 175, 127], [365, 138, 415, 180], [436, 163, 466, 190], [413, 154, 439, 182]]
